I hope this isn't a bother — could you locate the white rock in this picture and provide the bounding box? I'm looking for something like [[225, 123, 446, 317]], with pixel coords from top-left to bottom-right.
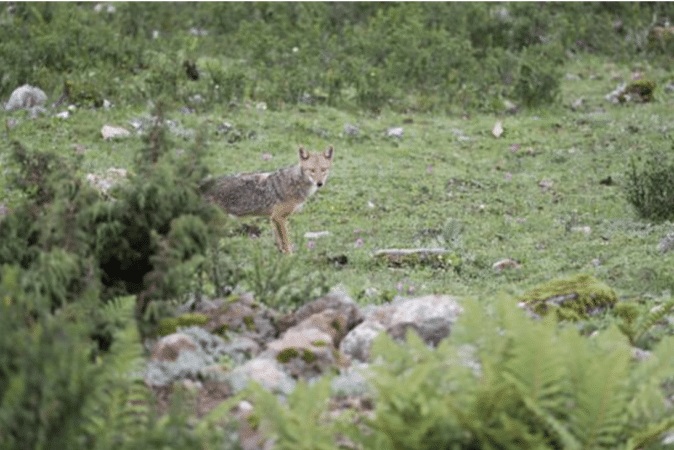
[[101, 124, 131, 140], [492, 120, 504, 138], [387, 127, 404, 138], [304, 231, 330, 239]]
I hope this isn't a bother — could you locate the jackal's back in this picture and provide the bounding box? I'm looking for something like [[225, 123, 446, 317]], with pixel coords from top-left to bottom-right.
[[201, 164, 315, 217]]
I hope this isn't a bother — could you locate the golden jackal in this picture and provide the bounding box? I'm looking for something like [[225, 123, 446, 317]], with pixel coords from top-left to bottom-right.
[[201, 145, 334, 254]]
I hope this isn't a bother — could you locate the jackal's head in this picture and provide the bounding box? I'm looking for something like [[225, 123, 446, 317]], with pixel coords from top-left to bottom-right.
[[298, 145, 334, 188]]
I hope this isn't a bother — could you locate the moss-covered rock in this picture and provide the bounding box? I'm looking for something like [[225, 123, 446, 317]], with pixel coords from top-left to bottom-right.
[[157, 312, 209, 336], [157, 317, 179, 337], [518, 274, 617, 320], [623, 79, 656, 103], [177, 312, 209, 327]]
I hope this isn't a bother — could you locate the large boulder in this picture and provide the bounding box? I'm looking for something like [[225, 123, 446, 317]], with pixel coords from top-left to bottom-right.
[[276, 289, 363, 334], [340, 294, 463, 362], [4, 84, 47, 111]]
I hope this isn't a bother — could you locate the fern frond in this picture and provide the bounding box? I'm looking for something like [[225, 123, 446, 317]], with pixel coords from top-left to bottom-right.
[[81, 295, 152, 449], [569, 327, 632, 448], [626, 416, 674, 450], [502, 315, 570, 412], [633, 297, 674, 344]]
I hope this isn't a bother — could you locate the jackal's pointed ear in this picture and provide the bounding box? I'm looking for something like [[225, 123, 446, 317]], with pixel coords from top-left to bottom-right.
[[324, 145, 334, 159], [299, 145, 310, 160]]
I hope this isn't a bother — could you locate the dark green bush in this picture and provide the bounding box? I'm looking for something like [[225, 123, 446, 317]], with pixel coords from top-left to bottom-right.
[[625, 148, 674, 222], [0, 268, 103, 450], [9, 2, 672, 112], [0, 106, 220, 318]]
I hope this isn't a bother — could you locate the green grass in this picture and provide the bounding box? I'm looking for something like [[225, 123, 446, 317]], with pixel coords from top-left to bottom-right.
[[3, 54, 674, 309]]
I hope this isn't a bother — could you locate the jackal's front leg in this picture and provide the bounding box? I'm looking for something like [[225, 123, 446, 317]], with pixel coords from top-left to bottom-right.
[[270, 215, 293, 254]]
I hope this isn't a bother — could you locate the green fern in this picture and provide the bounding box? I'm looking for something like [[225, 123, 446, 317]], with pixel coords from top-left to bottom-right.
[[80, 296, 152, 449], [633, 298, 674, 345], [615, 298, 674, 348], [204, 296, 674, 450], [359, 297, 674, 450], [567, 327, 632, 448]]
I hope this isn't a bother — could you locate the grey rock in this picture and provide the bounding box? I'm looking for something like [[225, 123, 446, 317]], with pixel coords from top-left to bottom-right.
[[228, 358, 295, 395], [4, 84, 47, 112], [658, 233, 674, 253], [85, 168, 128, 194], [331, 362, 372, 397], [340, 295, 463, 362], [339, 320, 386, 363], [101, 125, 131, 140], [343, 123, 359, 136], [277, 288, 362, 334], [150, 333, 198, 362]]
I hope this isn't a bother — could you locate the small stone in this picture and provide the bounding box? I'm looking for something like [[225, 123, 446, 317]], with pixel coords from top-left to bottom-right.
[[304, 231, 330, 239], [101, 124, 131, 140], [387, 127, 404, 138], [492, 258, 521, 271], [492, 120, 503, 138]]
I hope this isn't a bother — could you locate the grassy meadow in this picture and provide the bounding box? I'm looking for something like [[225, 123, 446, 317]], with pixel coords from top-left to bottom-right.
[[5, 56, 674, 308], [4, 3, 674, 448]]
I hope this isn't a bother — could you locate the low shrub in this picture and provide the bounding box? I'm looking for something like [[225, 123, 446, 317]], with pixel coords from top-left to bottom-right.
[[625, 147, 674, 222]]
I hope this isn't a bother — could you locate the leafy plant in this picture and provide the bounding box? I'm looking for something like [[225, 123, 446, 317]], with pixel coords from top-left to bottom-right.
[[625, 147, 674, 222], [616, 298, 674, 349], [355, 297, 674, 449], [243, 242, 329, 311]]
